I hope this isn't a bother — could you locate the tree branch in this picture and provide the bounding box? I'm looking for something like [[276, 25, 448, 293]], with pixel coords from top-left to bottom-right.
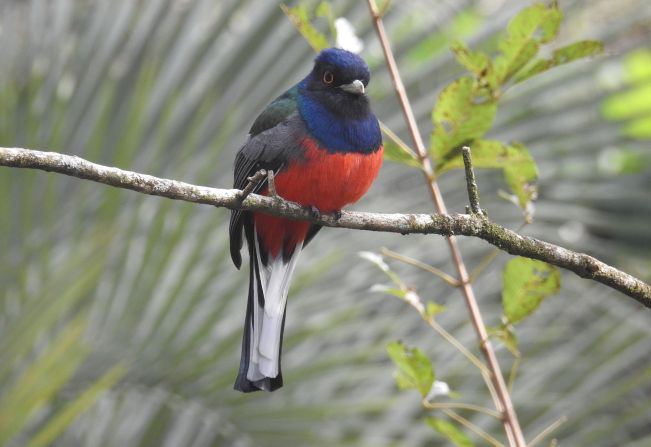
[[2, 146, 650, 308]]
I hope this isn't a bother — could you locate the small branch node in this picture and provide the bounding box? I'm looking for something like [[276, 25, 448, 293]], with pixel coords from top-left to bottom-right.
[[461, 146, 486, 218], [267, 169, 278, 198], [238, 169, 267, 202]]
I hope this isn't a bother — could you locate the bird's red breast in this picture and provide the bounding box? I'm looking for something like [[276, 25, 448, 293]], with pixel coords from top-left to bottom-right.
[[254, 137, 383, 258]]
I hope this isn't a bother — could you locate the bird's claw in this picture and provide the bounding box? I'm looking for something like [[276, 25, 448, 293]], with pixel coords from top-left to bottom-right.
[[332, 210, 342, 220], [308, 205, 321, 220]]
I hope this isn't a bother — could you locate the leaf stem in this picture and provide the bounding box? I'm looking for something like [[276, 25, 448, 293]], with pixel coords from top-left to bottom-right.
[[527, 416, 568, 447], [381, 247, 459, 287], [366, 2, 527, 446], [443, 409, 506, 447], [422, 399, 503, 419]]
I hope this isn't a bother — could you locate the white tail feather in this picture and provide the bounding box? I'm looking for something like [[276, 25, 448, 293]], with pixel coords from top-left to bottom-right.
[[246, 232, 302, 381]]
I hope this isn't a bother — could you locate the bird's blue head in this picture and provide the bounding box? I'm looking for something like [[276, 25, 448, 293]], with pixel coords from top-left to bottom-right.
[[299, 48, 372, 120]]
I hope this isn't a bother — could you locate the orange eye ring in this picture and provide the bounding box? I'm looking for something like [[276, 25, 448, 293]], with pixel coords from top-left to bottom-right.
[[323, 71, 334, 85]]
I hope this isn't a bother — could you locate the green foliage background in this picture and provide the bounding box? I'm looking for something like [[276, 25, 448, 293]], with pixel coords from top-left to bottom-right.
[[1, 0, 650, 446]]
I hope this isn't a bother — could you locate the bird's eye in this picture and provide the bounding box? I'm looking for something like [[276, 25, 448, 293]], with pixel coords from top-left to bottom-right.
[[322, 71, 334, 85]]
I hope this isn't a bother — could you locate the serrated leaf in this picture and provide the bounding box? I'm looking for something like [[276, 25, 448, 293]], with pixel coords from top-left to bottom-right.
[[451, 41, 491, 77], [494, 3, 562, 82], [502, 257, 561, 324], [426, 417, 475, 447], [516, 40, 604, 82], [386, 341, 435, 397], [431, 77, 497, 161], [281, 4, 330, 52], [539, 2, 562, 44]]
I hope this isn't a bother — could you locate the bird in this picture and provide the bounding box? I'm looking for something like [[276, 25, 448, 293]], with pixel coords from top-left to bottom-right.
[[229, 48, 383, 392]]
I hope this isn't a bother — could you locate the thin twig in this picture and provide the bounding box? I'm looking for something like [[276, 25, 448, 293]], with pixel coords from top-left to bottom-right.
[[381, 247, 459, 286], [2, 147, 650, 307], [401, 287, 499, 410], [462, 146, 484, 216], [238, 169, 267, 201], [442, 409, 506, 447], [422, 399, 502, 419], [507, 356, 521, 393], [379, 121, 419, 161], [365, 2, 527, 446], [469, 248, 500, 283], [424, 316, 491, 378], [528, 416, 568, 447], [266, 169, 277, 198], [470, 222, 528, 283]]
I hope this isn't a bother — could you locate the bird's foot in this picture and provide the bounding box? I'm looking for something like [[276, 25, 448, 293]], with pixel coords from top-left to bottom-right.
[[238, 169, 267, 202], [308, 205, 321, 220], [332, 210, 342, 220]]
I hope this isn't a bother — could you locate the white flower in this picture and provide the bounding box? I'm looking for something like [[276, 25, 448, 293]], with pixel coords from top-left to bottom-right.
[[335, 18, 364, 54], [358, 251, 389, 272], [426, 380, 451, 401], [404, 290, 424, 314]]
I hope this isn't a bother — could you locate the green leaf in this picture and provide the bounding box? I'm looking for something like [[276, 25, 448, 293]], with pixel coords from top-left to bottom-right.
[[281, 4, 330, 52], [451, 42, 497, 93], [494, 2, 562, 82], [426, 417, 475, 447], [516, 40, 604, 82], [426, 302, 446, 318], [602, 83, 651, 120], [451, 41, 491, 77], [488, 324, 519, 356], [449, 9, 483, 39], [624, 49, 651, 83], [315, 1, 337, 42], [381, 122, 421, 169], [602, 49, 651, 140], [370, 284, 408, 299], [0, 318, 89, 445], [623, 116, 651, 139], [27, 363, 128, 447], [405, 9, 482, 67], [386, 341, 435, 397], [384, 140, 421, 168], [503, 143, 539, 209], [538, 2, 562, 44], [431, 77, 497, 161], [502, 257, 561, 324]]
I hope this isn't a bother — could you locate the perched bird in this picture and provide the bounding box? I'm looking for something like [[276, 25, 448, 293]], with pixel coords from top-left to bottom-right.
[[229, 48, 383, 392]]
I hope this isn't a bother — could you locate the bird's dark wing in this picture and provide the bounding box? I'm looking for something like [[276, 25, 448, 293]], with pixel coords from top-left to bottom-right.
[[230, 89, 308, 268]]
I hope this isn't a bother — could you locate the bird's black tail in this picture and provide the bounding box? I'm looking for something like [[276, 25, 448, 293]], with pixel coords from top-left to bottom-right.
[[234, 230, 287, 393]]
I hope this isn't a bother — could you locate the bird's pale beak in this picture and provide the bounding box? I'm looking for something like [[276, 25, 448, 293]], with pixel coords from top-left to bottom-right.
[[340, 79, 365, 95]]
